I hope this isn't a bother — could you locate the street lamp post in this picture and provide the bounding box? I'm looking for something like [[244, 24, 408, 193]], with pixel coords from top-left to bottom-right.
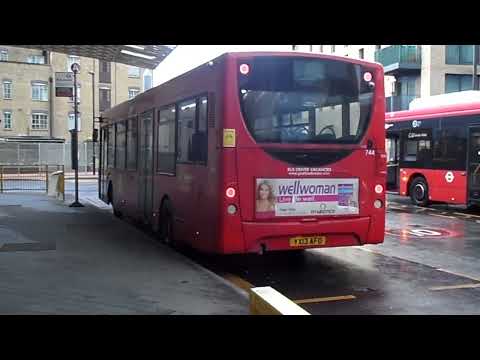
[[69, 62, 84, 208], [89, 71, 96, 175]]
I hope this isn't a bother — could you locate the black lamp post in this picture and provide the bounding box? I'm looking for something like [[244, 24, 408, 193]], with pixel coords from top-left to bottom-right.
[[89, 71, 96, 175], [69, 62, 84, 208]]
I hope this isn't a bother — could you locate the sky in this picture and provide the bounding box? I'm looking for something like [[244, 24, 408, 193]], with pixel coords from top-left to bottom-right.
[[153, 45, 291, 86]]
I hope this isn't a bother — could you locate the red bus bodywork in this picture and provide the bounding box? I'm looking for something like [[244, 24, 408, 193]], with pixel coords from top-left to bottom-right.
[[100, 52, 386, 254], [386, 101, 480, 206]]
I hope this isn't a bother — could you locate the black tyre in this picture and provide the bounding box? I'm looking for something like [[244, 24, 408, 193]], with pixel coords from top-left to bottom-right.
[[159, 200, 174, 246], [409, 177, 429, 206]]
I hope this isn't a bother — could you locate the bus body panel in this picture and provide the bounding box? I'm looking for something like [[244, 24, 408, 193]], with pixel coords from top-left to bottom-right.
[[217, 53, 386, 253], [399, 168, 467, 204], [100, 52, 386, 254], [387, 101, 480, 206]]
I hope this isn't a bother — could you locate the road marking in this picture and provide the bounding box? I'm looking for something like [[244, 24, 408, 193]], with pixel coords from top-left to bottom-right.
[[429, 284, 480, 291], [294, 295, 356, 304], [429, 213, 456, 219], [222, 273, 255, 292], [435, 268, 480, 283]]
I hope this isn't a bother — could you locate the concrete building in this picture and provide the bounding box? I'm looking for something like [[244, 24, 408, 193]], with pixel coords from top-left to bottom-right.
[[0, 45, 152, 143], [292, 45, 480, 112]]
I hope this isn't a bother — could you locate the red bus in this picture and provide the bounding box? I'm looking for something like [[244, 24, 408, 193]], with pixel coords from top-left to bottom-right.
[[386, 101, 480, 207], [99, 52, 386, 254]]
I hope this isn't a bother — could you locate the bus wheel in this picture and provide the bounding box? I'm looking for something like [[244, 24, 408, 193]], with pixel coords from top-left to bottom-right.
[[410, 177, 429, 207], [160, 201, 175, 246]]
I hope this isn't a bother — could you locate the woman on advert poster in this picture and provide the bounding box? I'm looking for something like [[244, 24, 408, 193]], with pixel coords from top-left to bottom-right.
[[256, 180, 276, 214]]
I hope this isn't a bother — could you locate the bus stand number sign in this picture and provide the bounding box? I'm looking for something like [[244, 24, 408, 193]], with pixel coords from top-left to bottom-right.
[[55, 72, 74, 98]]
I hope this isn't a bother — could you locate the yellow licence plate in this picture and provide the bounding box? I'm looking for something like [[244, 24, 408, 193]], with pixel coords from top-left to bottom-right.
[[289, 236, 327, 247]]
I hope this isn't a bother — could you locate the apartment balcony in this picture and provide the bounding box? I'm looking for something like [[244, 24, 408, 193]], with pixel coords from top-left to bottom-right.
[[375, 45, 421, 75], [386, 95, 417, 112]]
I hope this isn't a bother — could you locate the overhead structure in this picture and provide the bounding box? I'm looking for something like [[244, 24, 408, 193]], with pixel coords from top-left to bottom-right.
[[13, 45, 176, 69]]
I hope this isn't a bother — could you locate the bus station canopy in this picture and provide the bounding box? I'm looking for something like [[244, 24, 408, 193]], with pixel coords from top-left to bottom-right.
[[14, 45, 176, 69]]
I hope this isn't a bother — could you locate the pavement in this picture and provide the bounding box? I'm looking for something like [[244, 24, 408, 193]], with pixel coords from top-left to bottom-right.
[[0, 192, 248, 314]]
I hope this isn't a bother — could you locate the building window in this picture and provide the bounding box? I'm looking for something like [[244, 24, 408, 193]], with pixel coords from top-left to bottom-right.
[[68, 113, 81, 131], [445, 74, 479, 93], [32, 82, 48, 101], [359, 48, 365, 59], [446, 45, 475, 65], [157, 105, 176, 174], [143, 69, 153, 91], [292, 45, 298, 51], [99, 88, 111, 112], [99, 61, 111, 83], [376, 45, 381, 51], [3, 80, 12, 99], [319, 45, 324, 53], [32, 113, 48, 130], [331, 45, 336, 53], [3, 111, 12, 129], [27, 55, 45, 64], [126, 117, 138, 170], [128, 66, 140, 78], [0, 50, 8, 61], [67, 55, 80, 71], [128, 87, 140, 99]]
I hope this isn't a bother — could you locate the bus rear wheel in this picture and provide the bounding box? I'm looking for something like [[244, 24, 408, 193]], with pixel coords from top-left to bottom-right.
[[409, 177, 429, 207]]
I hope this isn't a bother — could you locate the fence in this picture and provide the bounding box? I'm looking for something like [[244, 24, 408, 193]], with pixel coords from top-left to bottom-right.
[[0, 165, 64, 197], [0, 141, 98, 172]]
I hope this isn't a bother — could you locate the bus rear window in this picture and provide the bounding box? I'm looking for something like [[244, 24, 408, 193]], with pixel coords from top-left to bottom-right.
[[238, 57, 374, 144]]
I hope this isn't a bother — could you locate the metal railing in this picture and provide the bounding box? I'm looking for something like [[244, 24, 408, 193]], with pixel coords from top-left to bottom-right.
[[0, 165, 64, 198], [375, 45, 422, 67]]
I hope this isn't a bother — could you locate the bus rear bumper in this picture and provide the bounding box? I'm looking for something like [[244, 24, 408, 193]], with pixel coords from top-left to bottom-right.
[[241, 216, 378, 254]]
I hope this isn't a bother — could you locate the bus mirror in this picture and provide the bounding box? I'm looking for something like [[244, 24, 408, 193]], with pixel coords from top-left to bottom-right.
[[93, 129, 99, 142]]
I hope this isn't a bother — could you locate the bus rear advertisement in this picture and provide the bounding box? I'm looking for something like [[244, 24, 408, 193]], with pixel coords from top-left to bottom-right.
[[99, 52, 386, 254]]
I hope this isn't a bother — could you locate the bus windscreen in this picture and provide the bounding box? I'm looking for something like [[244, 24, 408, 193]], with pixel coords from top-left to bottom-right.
[[238, 56, 374, 144]]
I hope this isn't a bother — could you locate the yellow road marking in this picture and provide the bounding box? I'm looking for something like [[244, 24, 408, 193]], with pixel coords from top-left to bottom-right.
[[429, 284, 480, 291], [294, 295, 356, 304], [222, 273, 255, 292]]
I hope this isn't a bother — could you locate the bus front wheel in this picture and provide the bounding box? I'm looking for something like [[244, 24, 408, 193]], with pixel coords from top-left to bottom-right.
[[409, 177, 429, 207]]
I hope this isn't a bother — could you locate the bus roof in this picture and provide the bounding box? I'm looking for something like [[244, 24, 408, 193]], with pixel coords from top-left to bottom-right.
[[386, 100, 480, 122]]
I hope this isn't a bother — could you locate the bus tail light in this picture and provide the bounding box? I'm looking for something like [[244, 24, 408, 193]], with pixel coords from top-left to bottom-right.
[[375, 184, 383, 194], [374, 200, 383, 209], [226, 187, 236, 198]]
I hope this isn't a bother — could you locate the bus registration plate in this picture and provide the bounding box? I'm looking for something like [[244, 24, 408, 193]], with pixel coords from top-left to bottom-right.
[[289, 236, 326, 247]]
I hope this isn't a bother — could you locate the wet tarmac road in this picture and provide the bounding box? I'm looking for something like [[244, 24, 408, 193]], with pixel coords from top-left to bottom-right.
[[78, 180, 480, 314], [180, 194, 480, 314]]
